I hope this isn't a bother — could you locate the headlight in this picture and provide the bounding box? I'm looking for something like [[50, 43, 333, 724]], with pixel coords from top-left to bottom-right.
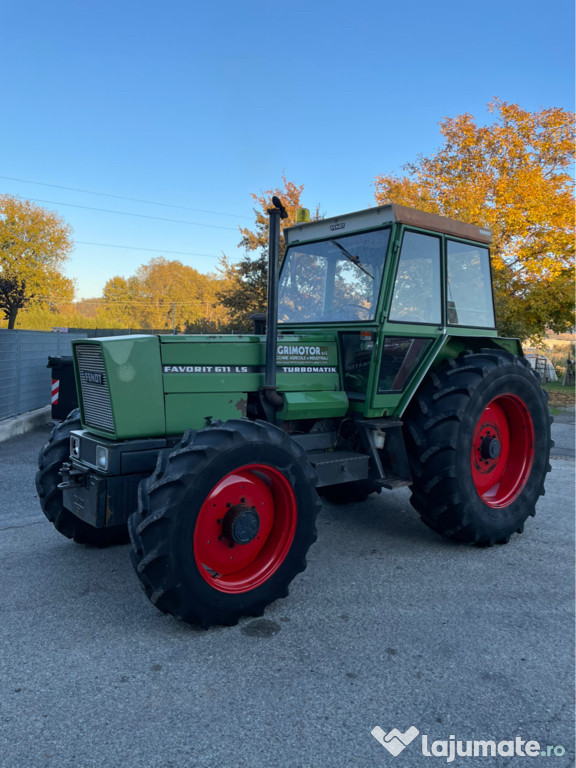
[[95, 445, 110, 471], [70, 435, 80, 459]]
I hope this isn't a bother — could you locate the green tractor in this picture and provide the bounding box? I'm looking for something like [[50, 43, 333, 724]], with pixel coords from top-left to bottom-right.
[[36, 199, 552, 627]]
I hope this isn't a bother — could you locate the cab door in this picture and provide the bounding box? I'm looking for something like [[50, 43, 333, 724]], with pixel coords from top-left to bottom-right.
[[366, 227, 445, 417]]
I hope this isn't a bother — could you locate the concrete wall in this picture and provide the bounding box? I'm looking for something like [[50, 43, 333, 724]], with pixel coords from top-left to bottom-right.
[[0, 330, 87, 421]]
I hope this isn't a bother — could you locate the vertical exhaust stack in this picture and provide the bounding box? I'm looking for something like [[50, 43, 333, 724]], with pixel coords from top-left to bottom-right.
[[262, 196, 287, 416]]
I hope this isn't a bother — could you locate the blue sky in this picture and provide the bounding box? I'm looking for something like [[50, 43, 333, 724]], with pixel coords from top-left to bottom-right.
[[1, 0, 574, 299]]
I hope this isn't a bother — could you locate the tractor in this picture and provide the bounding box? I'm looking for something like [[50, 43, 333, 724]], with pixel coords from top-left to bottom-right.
[[36, 199, 552, 627]]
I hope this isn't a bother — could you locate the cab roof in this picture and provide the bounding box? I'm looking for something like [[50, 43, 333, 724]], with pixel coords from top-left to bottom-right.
[[283, 204, 493, 246]]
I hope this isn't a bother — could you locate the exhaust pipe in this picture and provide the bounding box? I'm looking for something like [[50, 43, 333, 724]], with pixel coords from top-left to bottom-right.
[[262, 195, 287, 415]]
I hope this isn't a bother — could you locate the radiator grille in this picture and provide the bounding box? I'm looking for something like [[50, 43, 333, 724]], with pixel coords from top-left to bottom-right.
[[74, 344, 115, 433]]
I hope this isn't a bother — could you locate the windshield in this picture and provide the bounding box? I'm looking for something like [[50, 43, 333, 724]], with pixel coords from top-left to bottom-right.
[[278, 228, 390, 323]]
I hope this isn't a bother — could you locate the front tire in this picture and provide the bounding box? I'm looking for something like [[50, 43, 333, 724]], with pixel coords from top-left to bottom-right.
[[36, 410, 129, 546], [403, 350, 552, 545], [128, 419, 320, 627]]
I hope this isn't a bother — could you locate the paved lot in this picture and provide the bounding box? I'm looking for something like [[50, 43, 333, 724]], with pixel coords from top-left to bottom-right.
[[0, 418, 574, 768]]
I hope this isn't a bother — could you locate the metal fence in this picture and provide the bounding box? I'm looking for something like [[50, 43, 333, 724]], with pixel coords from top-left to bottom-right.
[[0, 330, 87, 421], [66, 328, 170, 337]]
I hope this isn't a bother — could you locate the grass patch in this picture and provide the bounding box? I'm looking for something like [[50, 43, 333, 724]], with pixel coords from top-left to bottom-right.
[[543, 381, 575, 409], [548, 407, 565, 416]]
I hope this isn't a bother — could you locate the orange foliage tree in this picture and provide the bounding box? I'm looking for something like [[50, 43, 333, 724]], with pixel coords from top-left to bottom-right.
[[374, 99, 575, 340], [98, 257, 228, 331], [218, 176, 320, 331], [0, 194, 74, 328]]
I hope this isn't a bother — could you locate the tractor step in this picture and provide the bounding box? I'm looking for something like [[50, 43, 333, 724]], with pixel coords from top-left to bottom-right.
[[308, 451, 369, 488]]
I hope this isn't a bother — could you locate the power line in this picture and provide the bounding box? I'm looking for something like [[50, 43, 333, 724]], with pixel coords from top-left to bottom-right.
[[75, 241, 218, 258], [78, 299, 212, 303], [0, 228, 221, 259], [34, 296, 219, 305], [11, 194, 240, 231], [0, 175, 251, 219]]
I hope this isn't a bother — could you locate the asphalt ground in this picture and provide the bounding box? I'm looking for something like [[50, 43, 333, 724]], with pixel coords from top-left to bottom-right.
[[0, 417, 574, 768]]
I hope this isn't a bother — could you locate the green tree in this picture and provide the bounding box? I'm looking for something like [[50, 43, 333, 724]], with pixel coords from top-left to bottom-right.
[[0, 194, 74, 328], [374, 99, 575, 341], [218, 176, 320, 331]]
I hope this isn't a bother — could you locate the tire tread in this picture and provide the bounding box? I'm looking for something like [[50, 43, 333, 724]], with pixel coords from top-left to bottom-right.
[[404, 350, 552, 545]]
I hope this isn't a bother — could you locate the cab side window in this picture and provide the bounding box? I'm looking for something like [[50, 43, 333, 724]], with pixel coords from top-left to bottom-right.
[[389, 232, 441, 324], [446, 241, 495, 328]]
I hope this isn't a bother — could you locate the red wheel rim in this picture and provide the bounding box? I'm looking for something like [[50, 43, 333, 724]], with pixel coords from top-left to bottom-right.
[[470, 394, 535, 508], [193, 464, 297, 593]]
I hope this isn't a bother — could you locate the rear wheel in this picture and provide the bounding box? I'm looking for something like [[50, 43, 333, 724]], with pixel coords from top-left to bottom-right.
[[36, 410, 129, 546], [403, 350, 552, 545], [129, 419, 320, 627]]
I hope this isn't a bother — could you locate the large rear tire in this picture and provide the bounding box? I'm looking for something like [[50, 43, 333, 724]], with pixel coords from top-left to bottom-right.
[[36, 410, 129, 546], [403, 350, 552, 545], [128, 419, 320, 627]]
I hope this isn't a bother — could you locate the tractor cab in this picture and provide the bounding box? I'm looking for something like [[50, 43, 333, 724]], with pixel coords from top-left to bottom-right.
[[279, 204, 499, 418]]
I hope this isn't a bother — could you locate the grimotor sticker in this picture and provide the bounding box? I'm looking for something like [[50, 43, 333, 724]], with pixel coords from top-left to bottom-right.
[[163, 344, 335, 374], [276, 345, 330, 363]]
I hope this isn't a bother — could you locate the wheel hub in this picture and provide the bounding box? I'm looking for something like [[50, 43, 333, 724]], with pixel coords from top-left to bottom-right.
[[470, 395, 535, 507], [480, 435, 501, 460], [194, 464, 298, 593], [474, 425, 502, 474], [221, 504, 261, 545]]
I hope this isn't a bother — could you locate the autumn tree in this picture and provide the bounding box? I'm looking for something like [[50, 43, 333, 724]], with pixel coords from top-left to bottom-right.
[[100, 275, 143, 327], [218, 176, 320, 331], [0, 195, 75, 328], [216, 252, 269, 331], [99, 257, 228, 331], [374, 99, 575, 341], [73, 298, 102, 320]]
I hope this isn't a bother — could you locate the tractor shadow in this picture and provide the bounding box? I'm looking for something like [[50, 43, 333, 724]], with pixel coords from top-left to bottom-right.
[[316, 486, 446, 549]]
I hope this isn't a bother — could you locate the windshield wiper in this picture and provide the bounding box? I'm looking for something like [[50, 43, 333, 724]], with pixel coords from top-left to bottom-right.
[[330, 240, 374, 279]]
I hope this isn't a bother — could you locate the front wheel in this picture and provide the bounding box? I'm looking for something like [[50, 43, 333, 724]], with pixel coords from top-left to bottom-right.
[[36, 410, 129, 546], [128, 419, 320, 627], [403, 350, 552, 546]]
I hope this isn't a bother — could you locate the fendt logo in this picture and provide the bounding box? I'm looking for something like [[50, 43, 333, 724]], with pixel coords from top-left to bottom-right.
[[81, 370, 104, 385], [371, 726, 419, 756]]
